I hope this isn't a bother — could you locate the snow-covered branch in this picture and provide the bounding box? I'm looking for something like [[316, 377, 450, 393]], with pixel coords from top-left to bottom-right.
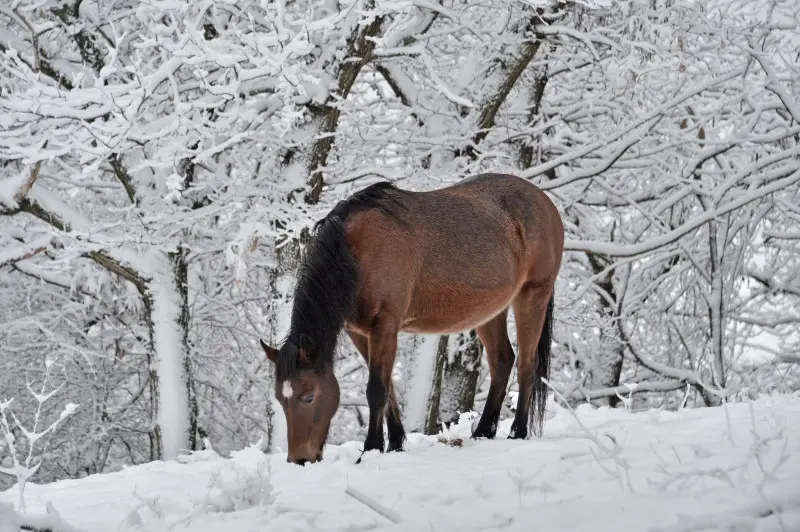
[[565, 169, 800, 257], [0, 235, 50, 269]]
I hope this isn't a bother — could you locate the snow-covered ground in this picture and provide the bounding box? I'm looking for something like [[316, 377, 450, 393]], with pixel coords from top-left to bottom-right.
[[2, 394, 800, 532]]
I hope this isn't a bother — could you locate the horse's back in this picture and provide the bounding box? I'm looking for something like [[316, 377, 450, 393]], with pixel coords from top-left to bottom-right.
[[447, 173, 559, 227]]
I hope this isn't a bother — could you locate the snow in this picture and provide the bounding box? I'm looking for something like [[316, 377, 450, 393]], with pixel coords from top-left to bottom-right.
[[3, 395, 800, 531], [0, 169, 28, 209], [0, 503, 18, 532], [26, 187, 92, 233], [379, 63, 418, 104]]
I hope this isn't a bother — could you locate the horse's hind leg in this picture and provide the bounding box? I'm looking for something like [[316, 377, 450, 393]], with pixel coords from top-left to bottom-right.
[[472, 309, 515, 439], [348, 329, 406, 452], [509, 283, 554, 440], [384, 380, 405, 452]]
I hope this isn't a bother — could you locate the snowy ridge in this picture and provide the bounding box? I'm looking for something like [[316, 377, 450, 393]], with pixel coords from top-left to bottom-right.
[[2, 395, 799, 532]]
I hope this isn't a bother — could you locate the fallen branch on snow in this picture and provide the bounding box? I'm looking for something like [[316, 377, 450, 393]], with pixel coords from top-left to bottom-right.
[[345, 486, 403, 524], [556, 379, 688, 402]]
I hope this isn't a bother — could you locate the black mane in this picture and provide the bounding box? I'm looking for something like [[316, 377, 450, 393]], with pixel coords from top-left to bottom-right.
[[276, 182, 405, 380]]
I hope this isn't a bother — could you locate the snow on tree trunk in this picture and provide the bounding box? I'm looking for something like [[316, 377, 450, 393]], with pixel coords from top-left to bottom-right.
[[401, 334, 440, 434], [707, 221, 727, 400], [144, 252, 193, 460], [171, 248, 199, 451]]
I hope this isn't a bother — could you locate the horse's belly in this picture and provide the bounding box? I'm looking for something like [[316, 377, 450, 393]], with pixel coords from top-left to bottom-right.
[[400, 284, 515, 334]]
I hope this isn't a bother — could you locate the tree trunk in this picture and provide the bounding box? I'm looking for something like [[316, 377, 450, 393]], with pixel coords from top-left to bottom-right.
[[688, 120, 726, 405], [419, 11, 555, 435], [142, 252, 194, 460], [586, 253, 625, 406], [425, 332, 482, 433], [424, 335, 450, 435], [707, 221, 726, 398], [277, 4, 386, 206], [170, 247, 199, 451], [438, 331, 482, 424]]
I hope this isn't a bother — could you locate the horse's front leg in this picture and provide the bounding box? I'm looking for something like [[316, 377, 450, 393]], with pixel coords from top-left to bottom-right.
[[363, 318, 399, 455], [348, 328, 406, 453]]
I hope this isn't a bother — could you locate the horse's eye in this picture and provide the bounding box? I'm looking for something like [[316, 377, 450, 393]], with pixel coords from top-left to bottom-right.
[[301, 393, 315, 404]]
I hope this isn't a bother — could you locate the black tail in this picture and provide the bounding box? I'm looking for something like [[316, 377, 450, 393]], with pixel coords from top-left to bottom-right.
[[530, 295, 554, 437]]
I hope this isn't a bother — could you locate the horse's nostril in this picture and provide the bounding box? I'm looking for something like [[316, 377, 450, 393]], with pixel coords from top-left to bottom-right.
[[295, 458, 308, 466]]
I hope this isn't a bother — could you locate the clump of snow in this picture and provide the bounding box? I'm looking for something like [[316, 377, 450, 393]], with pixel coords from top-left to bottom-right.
[[174, 439, 220, 465], [436, 410, 480, 447], [0, 170, 28, 210], [2, 395, 799, 531]]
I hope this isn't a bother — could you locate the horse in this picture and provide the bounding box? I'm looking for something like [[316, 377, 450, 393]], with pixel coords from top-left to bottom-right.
[[260, 173, 564, 465]]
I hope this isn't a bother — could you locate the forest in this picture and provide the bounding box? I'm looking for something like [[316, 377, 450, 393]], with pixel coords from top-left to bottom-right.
[[1, 0, 799, 491]]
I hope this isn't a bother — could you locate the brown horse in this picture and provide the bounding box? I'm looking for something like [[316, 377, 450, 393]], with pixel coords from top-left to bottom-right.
[[260, 173, 564, 465]]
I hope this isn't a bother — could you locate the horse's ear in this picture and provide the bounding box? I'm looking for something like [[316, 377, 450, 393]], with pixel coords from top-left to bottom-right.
[[259, 339, 279, 363], [298, 348, 311, 368]]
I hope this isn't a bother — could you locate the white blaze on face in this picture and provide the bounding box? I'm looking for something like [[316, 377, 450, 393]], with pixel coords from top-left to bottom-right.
[[282, 380, 293, 399]]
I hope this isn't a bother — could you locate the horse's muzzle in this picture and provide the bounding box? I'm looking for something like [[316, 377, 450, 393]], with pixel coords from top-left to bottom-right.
[[287, 454, 323, 466]]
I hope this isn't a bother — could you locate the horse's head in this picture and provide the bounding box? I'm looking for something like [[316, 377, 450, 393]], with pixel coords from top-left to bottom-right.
[[260, 339, 340, 465]]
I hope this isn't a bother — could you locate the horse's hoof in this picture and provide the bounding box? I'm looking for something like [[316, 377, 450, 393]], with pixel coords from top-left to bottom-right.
[[387, 437, 406, 453], [363, 445, 385, 454], [355, 445, 385, 464], [362, 440, 385, 454], [471, 428, 497, 440], [507, 429, 527, 440]]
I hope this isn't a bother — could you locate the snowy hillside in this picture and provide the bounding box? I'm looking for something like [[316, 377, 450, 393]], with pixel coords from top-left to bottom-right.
[[3, 395, 799, 532]]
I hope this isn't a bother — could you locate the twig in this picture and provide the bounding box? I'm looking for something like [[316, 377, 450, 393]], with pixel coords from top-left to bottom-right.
[[345, 485, 403, 524], [543, 377, 634, 492]]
